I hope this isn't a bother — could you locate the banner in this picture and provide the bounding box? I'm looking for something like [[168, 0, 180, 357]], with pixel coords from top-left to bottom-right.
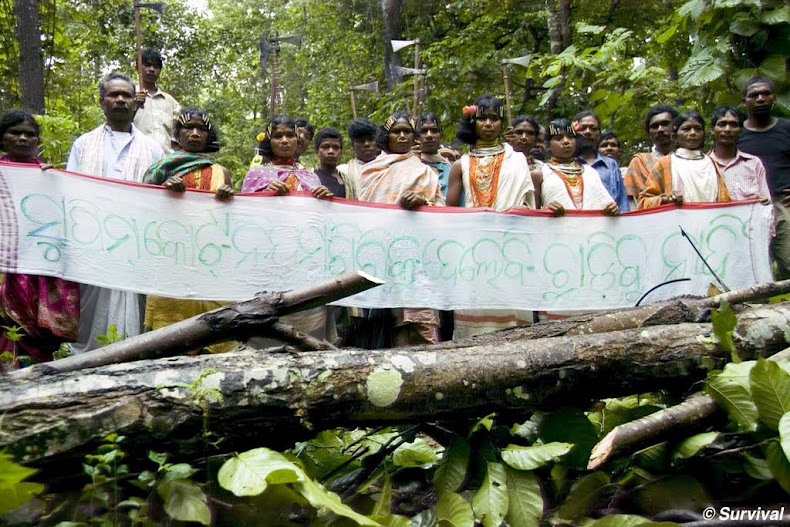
[[0, 163, 774, 310]]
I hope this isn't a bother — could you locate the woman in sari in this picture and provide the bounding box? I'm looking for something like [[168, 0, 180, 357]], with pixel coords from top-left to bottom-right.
[[0, 110, 80, 365], [142, 108, 235, 352], [360, 112, 443, 347], [242, 114, 331, 198], [638, 110, 730, 209]]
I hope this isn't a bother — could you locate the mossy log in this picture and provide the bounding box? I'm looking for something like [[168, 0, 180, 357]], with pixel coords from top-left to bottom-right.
[[2, 304, 790, 468]]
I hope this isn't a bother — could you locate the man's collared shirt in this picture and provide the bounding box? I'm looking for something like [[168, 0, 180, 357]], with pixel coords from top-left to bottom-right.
[[578, 152, 630, 212], [133, 88, 180, 154], [709, 149, 770, 201]]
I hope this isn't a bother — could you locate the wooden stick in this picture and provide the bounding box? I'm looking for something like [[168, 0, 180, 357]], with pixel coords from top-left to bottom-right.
[[502, 62, 513, 123], [412, 40, 420, 117], [11, 271, 382, 379], [350, 87, 358, 119]]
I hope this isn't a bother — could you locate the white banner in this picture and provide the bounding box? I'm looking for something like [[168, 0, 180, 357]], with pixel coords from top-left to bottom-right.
[[0, 163, 774, 310]]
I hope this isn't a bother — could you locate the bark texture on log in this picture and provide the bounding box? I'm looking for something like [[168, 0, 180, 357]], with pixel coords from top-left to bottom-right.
[[3, 304, 790, 466]]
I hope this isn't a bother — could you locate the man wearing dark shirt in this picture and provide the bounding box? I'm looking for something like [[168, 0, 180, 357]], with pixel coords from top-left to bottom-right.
[[313, 127, 356, 199], [737, 76, 790, 278]]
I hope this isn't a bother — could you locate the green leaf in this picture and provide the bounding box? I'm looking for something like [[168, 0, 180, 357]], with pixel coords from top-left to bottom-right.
[[295, 474, 380, 526], [539, 408, 599, 468], [555, 472, 611, 523], [501, 442, 573, 471], [392, 438, 438, 468], [635, 476, 710, 515], [585, 514, 673, 526], [781, 413, 790, 461], [371, 514, 411, 527], [678, 47, 726, 87], [161, 462, 197, 482], [471, 462, 509, 527], [730, 13, 761, 36], [217, 447, 302, 496], [707, 369, 759, 431], [472, 413, 496, 433], [750, 357, 790, 429], [633, 443, 670, 473], [511, 412, 543, 441], [678, 0, 706, 19], [760, 6, 790, 25], [436, 492, 475, 527], [372, 471, 393, 517], [0, 481, 45, 515], [767, 441, 790, 493], [157, 479, 211, 525], [504, 467, 542, 527], [656, 25, 677, 44], [0, 452, 39, 486], [672, 432, 721, 461], [434, 437, 470, 495], [576, 23, 606, 34], [711, 299, 738, 361], [757, 55, 789, 82], [743, 452, 773, 480]]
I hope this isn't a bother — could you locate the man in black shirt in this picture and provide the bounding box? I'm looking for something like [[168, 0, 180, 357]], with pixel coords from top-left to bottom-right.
[[737, 76, 790, 278], [314, 127, 356, 199]]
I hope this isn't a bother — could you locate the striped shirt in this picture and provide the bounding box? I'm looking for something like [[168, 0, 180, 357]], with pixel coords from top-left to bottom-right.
[[709, 149, 770, 201]]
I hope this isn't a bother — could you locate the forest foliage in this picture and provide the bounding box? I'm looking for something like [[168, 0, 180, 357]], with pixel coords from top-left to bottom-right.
[[0, 0, 788, 186]]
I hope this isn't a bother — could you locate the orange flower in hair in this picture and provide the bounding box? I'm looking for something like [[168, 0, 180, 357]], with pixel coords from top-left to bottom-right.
[[462, 105, 478, 118]]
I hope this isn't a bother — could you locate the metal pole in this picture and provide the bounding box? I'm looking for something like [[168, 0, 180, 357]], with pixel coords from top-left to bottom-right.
[[412, 40, 420, 117], [134, 2, 143, 86], [502, 62, 513, 124], [350, 87, 358, 119]]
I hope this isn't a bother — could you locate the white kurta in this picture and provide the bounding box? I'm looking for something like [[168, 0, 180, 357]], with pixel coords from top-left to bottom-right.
[[66, 125, 163, 354]]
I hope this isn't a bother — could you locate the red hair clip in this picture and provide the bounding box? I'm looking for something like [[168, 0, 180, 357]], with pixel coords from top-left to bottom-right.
[[462, 105, 478, 118]]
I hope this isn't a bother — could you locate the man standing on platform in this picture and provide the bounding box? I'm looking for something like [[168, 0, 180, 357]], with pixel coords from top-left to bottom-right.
[[133, 48, 180, 153], [67, 72, 163, 353], [738, 76, 790, 279]]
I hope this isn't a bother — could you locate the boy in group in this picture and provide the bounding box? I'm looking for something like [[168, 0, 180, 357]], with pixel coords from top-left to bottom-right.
[[314, 127, 358, 199], [338, 118, 380, 195]]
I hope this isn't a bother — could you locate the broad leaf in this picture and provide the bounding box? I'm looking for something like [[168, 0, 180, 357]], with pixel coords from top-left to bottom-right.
[[471, 462, 508, 527], [633, 443, 670, 473], [743, 452, 773, 480], [504, 467, 542, 527], [757, 55, 789, 82], [161, 463, 198, 482], [371, 514, 411, 527], [392, 438, 438, 468], [750, 358, 790, 429], [584, 514, 675, 526], [679, 47, 726, 87], [729, 13, 761, 36], [707, 370, 759, 431], [0, 452, 39, 486], [780, 413, 790, 461], [217, 447, 302, 496], [656, 25, 677, 44], [157, 479, 211, 526], [372, 471, 393, 517], [767, 441, 790, 493], [759, 6, 790, 25], [539, 408, 599, 468], [436, 492, 475, 527], [0, 481, 46, 515], [678, 0, 706, 19], [635, 476, 710, 515], [501, 442, 573, 471], [672, 432, 721, 461], [554, 472, 610, 523], [434, 437, 470, 495], [511, 412, 543, 441], [711, 299, 737, 361], [296, 475, 380, 526]]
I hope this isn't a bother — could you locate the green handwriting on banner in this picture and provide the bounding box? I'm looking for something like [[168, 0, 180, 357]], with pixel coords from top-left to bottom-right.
[[19, 193, 749, 301]]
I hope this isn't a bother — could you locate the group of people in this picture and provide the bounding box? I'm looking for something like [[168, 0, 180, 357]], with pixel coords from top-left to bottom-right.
[[0, 47, 787, 364]]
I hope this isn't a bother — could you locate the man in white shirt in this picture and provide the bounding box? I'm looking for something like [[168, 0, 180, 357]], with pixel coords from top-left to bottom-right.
[[133, 48, 180, 153], [67, 72, 163, 353]]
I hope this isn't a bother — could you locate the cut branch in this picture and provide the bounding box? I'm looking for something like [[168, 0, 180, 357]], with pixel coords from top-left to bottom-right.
[[11, 270, 382, 380]]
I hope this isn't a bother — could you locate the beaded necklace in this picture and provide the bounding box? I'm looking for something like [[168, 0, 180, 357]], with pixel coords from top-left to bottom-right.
[[549, 160, 585, 209], [469, 144, 506, 207]]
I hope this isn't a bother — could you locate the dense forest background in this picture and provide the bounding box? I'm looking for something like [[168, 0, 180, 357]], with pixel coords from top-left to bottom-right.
[[1, 0, 789, 186]]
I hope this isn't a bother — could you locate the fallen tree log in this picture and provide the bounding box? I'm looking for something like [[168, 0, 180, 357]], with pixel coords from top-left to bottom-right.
[[3, 303, 790, 466]]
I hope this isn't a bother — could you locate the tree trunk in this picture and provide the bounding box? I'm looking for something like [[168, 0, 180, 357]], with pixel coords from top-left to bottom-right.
[[14, 0, 45, 113], [545, 0, 572, 117], [3, 303, 790, 467], [379, 0, 403, 91]]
